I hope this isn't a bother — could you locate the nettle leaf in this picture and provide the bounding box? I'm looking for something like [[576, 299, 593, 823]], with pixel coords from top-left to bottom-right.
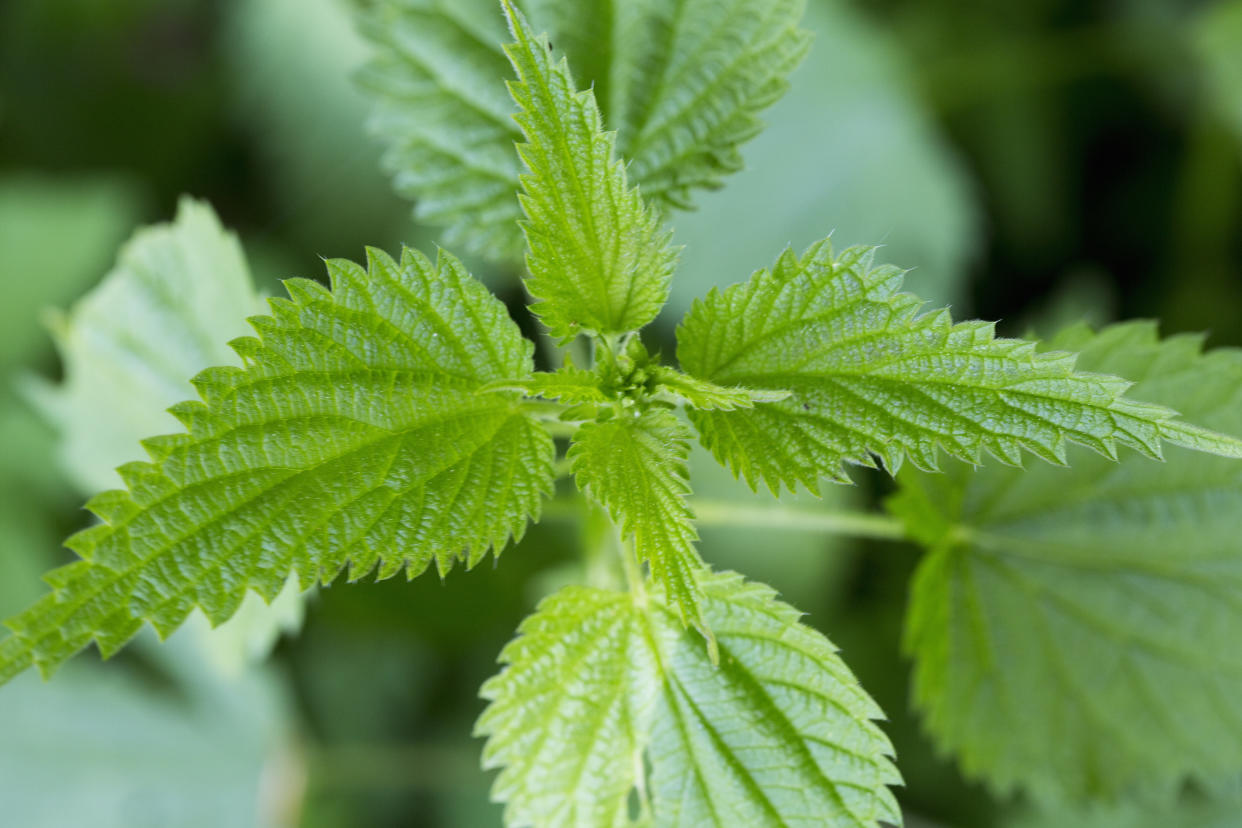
[[477, 586, 657, 828], [359, 0, 808, 258], [569, 407, 709, 641], [28, 198, 306, 674], [677, 240, 1242, 492], [358, 0, 525, 259], [503, 1, 677, 342], [478, 571, 900, 828], [33, 197, 267, 494], [604, 0, 810, 210], [0, 247, 554, 684], [890, 321, 1242, 802]]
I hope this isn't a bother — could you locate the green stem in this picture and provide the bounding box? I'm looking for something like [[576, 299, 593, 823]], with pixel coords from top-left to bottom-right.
[[691, 501, 908, 541], [541, 497, 908, 542]]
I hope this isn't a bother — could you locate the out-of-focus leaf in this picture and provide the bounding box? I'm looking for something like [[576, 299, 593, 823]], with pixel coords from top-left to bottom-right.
[[1009, 790, 1242, 828], [891, 321, 1242, 802], [32, 197, 266, 493], [667, 0, 977, 316], [0, 655, 295, 828], [0, 174, 141, 373]]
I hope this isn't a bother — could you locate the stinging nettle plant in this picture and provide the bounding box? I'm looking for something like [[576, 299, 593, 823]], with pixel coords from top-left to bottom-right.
[[8, 1, 1242, 825]]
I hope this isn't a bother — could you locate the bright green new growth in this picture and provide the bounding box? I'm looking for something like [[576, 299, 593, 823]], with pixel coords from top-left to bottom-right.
[[503, 1, 677, 342], [359, 0, 809, 258], [891, 321, 1242, 803], [678, 241, 1242, 493], [0, 247, 554, 683], [569, 407, 708, 643], [478, 572, 901, 828]]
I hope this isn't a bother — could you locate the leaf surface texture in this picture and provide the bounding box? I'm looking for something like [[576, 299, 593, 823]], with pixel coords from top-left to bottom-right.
[[890, 321, 1242, 801], [0, 247, 554, 684], [478, 572, 900, 828], [359, 0, 808, 258], [677, 241, 1239, 492]]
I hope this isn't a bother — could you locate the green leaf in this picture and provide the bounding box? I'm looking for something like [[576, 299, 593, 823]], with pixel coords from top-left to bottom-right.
[[358, 0, 525, 258], [677, 240, 1242, 493], [602, 0, 810, 211], [0, 661, 290, 828], [359, 0, 808, 259], [478, 572, 900, 828], [477, 586, 656, 828], [27, 198, 308, 675], [0, 246, 554, 685], [32, 197, 267, 495], [569, 407, 708, 640], [502, 0, 677, 342], [889, 321, 1242, 802]]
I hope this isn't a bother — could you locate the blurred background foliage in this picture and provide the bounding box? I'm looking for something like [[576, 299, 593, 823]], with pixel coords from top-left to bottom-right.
[[0, 0, 1239, 826]]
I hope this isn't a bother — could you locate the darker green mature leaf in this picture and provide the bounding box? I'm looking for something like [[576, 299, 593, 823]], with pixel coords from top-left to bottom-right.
[[478, 572, 900, 828], [678, 240, 1242, 493], [605, 0, 810, 210], [891, 321, 1242, 803], [359, 0, 809, 258], [358, 0, 525, 258], [503, 1, 677, 342], [569, 407, 708, 640], [0, 247, 554, 684]]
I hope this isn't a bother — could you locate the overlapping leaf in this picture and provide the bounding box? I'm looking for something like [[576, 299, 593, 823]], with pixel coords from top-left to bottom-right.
[[0, 246, 554, 684], [569, 407, 708, 640], [503, 1, 677, 341], [890, 321, 1242, 802], [478, 572, 900, 828], [28, 198, 307, 675], [677, 240, 1242, 493], [359, 0, 808, 257], [32, 197, 267, 494]]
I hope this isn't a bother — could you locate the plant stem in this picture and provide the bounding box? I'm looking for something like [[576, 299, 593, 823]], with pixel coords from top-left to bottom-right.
[[691, 501, 907, 541], [541, 497, 907, 542]]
